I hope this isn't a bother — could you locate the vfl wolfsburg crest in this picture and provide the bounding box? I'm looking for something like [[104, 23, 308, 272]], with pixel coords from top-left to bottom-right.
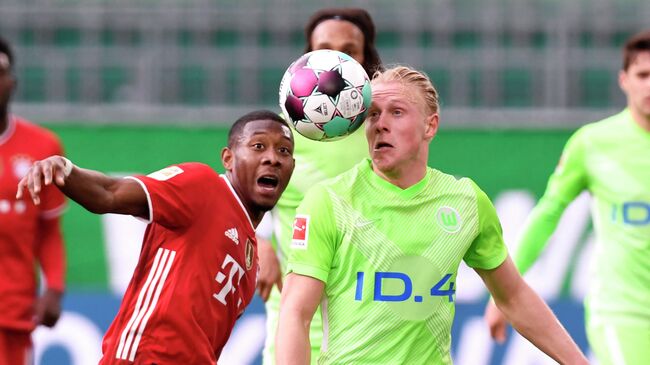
[[245, 239, 254, 270], [436, 206, 461, 233]]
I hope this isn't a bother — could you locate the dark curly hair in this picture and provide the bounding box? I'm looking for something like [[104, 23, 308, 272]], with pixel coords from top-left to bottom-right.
[[304, 8, 383, 76]]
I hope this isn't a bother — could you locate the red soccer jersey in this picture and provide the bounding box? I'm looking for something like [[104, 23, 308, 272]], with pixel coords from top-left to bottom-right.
[[100, 163, 259, 364], [0, 116, 66, 331]]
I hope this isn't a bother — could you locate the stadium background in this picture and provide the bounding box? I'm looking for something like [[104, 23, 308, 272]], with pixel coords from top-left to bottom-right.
[[2, 0, 649, 363]]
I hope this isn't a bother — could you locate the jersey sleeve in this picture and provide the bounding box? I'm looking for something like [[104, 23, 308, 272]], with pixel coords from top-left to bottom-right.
[[36, 217, 66, 291], [463, 180, 509, 270], [126, 163, 211, 229], [39, 135, 66, 219], [514, 128, 589, 274], [286, 184, 339, 283]]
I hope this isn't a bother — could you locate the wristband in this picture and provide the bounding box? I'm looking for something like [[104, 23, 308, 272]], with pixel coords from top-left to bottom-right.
[[61, 157, 74, 177]]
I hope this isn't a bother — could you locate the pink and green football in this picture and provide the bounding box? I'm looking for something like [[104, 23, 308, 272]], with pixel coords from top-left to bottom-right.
[[279, 49, 372, 141]]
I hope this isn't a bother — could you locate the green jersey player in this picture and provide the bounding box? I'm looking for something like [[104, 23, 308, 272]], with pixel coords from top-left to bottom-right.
[[276, 65, 588, 364], [258, 8, 382, 365], [485, 29, 650, 365]]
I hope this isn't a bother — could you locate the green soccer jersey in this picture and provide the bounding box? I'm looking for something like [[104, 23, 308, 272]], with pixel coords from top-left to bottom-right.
[[273, 125, 369, 267], [287, 160, 508, 364], [263, 126, 369, 365], [514, 109, 650, 326]]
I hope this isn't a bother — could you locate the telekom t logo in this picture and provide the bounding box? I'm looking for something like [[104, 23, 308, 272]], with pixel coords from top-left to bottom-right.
[[213, 254, 245, 306]]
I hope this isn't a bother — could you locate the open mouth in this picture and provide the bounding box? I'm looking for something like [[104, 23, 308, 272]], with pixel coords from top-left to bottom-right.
[[374, 141, 393, 150], [257, 175, 279, 189]]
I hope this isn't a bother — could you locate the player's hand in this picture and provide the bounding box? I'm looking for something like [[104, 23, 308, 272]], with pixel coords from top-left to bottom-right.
[[34, 288, 63, 328], [16, 155, 69, 205], [484, 298, 509, 343], [256, 238, 283, 301]]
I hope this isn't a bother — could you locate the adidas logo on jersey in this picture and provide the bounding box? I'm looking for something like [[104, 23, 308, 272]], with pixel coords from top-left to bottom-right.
[[225, 228, 239, 245]]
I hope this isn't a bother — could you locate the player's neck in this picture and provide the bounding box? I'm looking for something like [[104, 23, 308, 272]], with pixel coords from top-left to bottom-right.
[[224, 173, 264, 228], [373, 164, 427, 189], [0, 109, 8, 134], [629, 106, 650, 132]]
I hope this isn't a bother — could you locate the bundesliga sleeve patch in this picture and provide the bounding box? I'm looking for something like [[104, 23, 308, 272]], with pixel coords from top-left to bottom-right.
[[291, 215, 309, 249], [147, 166, 184, 181]]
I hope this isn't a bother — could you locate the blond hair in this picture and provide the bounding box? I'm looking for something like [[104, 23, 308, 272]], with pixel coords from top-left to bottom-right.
[[371, 65, 439, 115]]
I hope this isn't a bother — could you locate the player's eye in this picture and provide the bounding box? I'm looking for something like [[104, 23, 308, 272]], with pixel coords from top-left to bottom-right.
[[252, 143, 264, 150], [392, 109, 403, 116], [367, 110, 380, 120], [342, 48, 355, 56], [278, 146, 291, 155]]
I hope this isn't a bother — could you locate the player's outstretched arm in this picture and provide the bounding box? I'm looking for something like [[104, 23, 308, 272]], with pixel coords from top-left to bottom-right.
[[476, 256, 588, 365], [17, 155, 148, 218], [276, 273, 324, 365]]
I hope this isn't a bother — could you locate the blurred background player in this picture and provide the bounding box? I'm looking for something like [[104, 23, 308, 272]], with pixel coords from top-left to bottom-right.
[[276, 65, 588, 365], [17, 110, 295, 364], [484, 29, 650, 365], [258, 7, 382, 365], [0, 36, 66, 365]]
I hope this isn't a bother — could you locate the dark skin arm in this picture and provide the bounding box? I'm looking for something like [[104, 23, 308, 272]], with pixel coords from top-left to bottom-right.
[[34, 216, 65, 327], [34, 288, 63, 327], [17, 155, 148, 218]]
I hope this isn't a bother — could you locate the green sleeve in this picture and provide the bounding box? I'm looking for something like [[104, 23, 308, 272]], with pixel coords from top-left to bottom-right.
[[286, 184, 339, 283], [463, 180, 509, 270], [514, 128, 589, 273]]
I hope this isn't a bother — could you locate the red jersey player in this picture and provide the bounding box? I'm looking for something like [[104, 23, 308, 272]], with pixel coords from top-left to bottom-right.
[[18, 109, 295, 364], [0, 37, 66, 365]]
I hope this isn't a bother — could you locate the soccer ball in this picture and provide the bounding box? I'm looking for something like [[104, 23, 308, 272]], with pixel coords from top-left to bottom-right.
[[279, 49, 372, 142]]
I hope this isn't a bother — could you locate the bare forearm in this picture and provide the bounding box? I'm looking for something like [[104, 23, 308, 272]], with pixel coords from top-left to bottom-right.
[[17, 156, 148, 217], [60, 167, 125, 213], [495, 284, 587, 364], [479, 258, 587, 364], [59, 167, 117, 214], [276, 274, 323, 365], [276, 308, 311, 365]]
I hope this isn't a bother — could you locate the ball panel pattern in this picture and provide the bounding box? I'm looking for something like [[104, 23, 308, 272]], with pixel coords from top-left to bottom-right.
[[279, 49, 371, 142]]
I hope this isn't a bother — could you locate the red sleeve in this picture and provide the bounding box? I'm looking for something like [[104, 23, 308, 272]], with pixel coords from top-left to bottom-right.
[[128, 163, 214, 228], [36, 212, 66, 292]]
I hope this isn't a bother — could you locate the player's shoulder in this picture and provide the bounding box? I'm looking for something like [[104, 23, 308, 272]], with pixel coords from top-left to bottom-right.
[[429, 167, 476, 193], [300, 160, 365, 204], [574, 109, 627, 140], [147, 162, 218, 183], [12, 116, 62, 146], [322, 159, 369, 190], [174, 162, 216, 173]]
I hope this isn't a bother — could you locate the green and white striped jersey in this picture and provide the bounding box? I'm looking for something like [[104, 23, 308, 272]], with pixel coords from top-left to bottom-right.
[[288, 159, 508, 364]]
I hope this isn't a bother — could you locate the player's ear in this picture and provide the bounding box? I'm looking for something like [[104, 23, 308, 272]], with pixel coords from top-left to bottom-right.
[[424, 113, 439, 141], [618, 69, 628, 94], [221, 146, 234, 171]]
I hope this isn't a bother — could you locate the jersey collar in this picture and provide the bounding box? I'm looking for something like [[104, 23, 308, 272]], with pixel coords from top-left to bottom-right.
[[363, 159, 431, 199], [220, 174, 255, 231]]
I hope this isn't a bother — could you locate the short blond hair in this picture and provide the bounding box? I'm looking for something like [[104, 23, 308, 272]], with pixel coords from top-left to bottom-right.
[[371, 65, 439, 115]]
